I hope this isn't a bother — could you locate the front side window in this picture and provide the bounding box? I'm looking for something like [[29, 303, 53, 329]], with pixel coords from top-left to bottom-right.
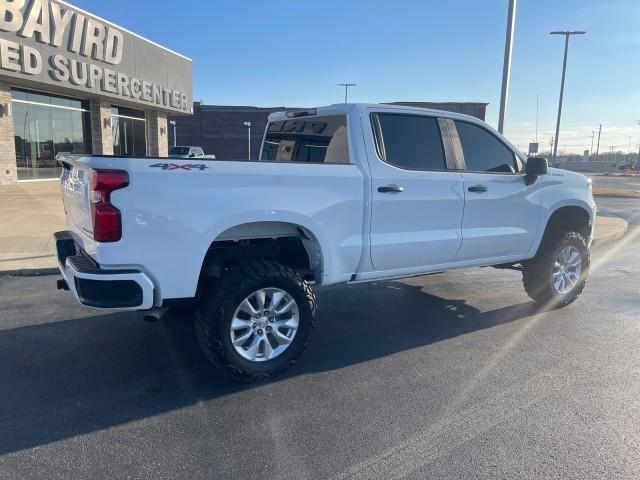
[[454, 121, 516, 173], [373, 113, 446, 170], [261, 115, 349, 164]]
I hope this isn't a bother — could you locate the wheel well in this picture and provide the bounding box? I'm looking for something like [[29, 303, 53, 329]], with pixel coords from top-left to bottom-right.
[[198, 222, 323, 286], [543, 206, 591, 242]]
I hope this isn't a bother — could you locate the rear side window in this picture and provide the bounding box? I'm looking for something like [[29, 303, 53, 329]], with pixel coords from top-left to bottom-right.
[[373, 114, 446, 170], [454, 121, 516, 173], [261, 115, 349, 164]]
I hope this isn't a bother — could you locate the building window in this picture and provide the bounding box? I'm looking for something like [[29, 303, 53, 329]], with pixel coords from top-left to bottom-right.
[[12, 89, 92, 181], [112, 106, 147, 157]]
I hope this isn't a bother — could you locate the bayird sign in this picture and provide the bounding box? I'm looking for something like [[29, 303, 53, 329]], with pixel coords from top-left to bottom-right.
[[0, 0, 192, 112]]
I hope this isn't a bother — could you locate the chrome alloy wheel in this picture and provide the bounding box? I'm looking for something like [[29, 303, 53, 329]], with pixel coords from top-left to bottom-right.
[[230, 288, 299, 362], [552, 245, 582, 295]]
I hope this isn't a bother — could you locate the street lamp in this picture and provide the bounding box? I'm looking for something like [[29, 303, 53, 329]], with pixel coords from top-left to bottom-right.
[[243, 121, 251, 160], [169, 120, 177, 146], [337, 83, 356, 103], [497, 0, 517, 134], [550, 30, 586, 163]]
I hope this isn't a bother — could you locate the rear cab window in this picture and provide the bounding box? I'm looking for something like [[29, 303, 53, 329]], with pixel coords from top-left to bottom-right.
[[261, 115, 349, 164], [454, 120, 520, 173]]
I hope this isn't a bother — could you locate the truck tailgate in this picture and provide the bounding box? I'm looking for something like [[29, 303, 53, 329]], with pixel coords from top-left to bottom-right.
[[60, 160, 93, 240]]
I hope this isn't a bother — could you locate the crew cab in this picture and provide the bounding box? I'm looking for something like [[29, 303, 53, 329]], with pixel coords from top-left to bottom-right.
[[55, 103, 596, 381]]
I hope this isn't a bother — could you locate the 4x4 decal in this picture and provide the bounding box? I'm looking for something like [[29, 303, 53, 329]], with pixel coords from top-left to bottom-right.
[[150, 163, 209, 171]]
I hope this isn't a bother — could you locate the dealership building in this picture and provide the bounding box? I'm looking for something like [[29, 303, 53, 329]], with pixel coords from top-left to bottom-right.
[[0, 0, 192, 184]]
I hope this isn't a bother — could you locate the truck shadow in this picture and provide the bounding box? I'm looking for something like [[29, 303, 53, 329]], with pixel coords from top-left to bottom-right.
[[0, 280, 541, 454]]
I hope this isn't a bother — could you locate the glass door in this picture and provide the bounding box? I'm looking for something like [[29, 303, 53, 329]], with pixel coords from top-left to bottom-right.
[[112, 106, 147, 157]]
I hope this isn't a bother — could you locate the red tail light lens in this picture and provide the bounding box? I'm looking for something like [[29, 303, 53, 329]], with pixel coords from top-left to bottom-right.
[[89, 169, 129, 242]]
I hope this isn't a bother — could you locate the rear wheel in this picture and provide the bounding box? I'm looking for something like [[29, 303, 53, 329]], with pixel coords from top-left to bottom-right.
[[195, 260, 317, 382], [522, 231, 590, 307]]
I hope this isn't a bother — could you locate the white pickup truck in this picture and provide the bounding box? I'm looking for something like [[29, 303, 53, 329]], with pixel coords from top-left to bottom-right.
[[55, 103, 596, 381]]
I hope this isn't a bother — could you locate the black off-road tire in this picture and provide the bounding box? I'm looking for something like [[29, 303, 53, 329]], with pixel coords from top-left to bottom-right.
[[195, 260, 317, 382], [522, 231, 590, 308]]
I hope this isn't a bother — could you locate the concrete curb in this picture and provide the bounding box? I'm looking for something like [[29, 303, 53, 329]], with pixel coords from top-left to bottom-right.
[[593, 188, 640, 198], [1, 267, 59, 277], [592, 216, 628, 247]]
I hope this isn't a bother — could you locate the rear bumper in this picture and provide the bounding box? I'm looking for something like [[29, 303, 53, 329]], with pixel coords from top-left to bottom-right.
[[54, 231, 155, 310]]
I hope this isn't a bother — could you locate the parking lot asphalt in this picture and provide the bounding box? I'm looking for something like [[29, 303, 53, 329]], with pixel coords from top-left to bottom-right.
[[1, 195, 639, 480]]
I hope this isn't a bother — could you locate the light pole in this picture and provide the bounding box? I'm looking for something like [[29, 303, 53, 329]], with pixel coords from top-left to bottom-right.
[[243, 121, 251, 160], [169, 120, 177, 146], [498, 0, 517, 134], [535, 93, 539, 143], [337, 83, 356, 103], [550, 30, 585, 164]]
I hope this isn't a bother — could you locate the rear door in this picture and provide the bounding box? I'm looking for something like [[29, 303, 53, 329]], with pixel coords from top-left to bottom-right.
[[452, 120, 541, 262], [365, 111, 465, 271]]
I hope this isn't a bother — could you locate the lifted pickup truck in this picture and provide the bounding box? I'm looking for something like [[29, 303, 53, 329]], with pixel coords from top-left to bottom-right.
[[55, 103, 596, 381]]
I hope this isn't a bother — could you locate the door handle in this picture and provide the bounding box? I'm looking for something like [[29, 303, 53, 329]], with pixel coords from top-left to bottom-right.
[[378, 185, 404, 193], [467, 185, 488, 193]]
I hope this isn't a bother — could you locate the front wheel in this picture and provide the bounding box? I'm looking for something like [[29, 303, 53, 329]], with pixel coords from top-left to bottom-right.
[[522, 231, 590, 307], [195, 260, 317, 382]]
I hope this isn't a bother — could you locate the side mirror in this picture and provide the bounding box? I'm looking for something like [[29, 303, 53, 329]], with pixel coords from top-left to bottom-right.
[[525, 157, 548, 185]]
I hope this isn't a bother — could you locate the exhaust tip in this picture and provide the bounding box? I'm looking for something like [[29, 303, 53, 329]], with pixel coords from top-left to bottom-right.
[[142, 307, 168, 323], [56, 278, 69, 291]]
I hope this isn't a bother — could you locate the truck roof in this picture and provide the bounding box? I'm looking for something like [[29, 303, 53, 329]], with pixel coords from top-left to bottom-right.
[[267, 103, 485, 124]]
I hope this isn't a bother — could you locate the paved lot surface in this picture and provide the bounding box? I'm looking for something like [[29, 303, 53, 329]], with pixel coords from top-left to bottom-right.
[[0, 195, 639, 479], [0, 181, 65, 272]]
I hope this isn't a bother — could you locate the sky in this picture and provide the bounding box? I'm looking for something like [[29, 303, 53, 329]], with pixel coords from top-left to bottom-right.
[[74, 0, 640, 155]]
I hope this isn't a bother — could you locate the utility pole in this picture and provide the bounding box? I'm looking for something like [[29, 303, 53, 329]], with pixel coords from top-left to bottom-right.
[[550, 30, 586, 164], [595, 123, 602, 160], [337, 83, 356, 103], [498, 0, 517, 133]]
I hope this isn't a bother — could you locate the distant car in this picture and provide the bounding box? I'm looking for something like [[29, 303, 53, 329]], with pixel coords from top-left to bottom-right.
[[168, 146, 216, 159]]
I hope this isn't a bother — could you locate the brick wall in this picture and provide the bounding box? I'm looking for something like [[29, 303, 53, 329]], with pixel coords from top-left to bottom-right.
[[146, 111, 168, 157], [89, 100, 114, 155], [0, 82, 17, 184]]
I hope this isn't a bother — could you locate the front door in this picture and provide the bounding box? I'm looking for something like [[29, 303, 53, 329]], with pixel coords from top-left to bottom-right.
[[365, 111, 465, 272], [452, 120, 541, 262]]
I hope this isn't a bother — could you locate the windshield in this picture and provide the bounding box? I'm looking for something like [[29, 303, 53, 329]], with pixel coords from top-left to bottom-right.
[[169, 147, 190, 155]]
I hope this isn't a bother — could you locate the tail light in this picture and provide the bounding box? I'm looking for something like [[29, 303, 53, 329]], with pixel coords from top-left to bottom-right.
[[89, 169, 129, 242]]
